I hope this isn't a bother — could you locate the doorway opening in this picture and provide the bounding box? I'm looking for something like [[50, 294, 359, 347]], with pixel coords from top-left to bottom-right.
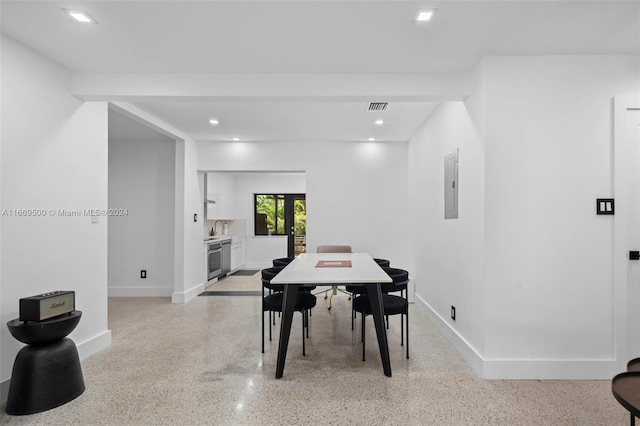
[[613, 95, 640, 369], [254, 194, 306, 257]]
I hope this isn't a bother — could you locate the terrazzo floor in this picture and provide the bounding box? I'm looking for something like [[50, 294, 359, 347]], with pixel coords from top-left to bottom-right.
[[0, 272, 629, 425]]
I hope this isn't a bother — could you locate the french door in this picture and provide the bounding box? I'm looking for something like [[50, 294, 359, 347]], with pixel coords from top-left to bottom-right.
[[284, 194, 306, 257], [254, 193, 306, 257]]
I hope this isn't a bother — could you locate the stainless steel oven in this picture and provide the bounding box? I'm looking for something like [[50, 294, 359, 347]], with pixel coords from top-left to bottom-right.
[[208, 241, 222, 280]]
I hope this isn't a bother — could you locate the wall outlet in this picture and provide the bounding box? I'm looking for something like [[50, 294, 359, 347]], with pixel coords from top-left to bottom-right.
[[451, 305, 456, 321], [141, 270, 147, 279]]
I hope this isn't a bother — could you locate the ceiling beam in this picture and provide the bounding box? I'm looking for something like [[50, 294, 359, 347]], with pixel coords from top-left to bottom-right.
[[72, 72, 470, 102]]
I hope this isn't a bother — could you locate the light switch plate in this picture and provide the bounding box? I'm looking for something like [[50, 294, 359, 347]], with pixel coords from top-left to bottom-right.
[[596, 198, 614, 215]]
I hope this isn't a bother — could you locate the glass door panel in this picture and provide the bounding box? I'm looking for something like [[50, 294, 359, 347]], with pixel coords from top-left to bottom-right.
[[292, 196, 306, 257]]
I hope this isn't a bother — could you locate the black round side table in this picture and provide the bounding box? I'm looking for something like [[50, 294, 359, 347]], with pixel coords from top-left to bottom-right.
[[612, 371, 640, 426], [5, 310, 85, 415]]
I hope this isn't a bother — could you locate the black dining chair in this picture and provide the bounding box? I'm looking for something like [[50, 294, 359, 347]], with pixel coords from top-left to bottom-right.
[[272, 257, 295, 267], [261, 267, 316, 355], [374, 258, 391, 268], [352, 267, 409, 360], [271, 257, 316, 319], [271, 257, 316, 296], [346, 258, 390, 330]]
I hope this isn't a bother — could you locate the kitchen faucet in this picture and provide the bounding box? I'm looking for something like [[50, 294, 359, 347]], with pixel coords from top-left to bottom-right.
[[212, 220, 224, 236]]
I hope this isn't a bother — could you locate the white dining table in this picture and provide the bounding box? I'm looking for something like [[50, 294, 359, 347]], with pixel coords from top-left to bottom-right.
[[270, 252, 393, 378]]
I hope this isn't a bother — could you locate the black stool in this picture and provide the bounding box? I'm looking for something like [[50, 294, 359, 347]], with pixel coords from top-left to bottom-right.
[[6, 311, 85, 415]]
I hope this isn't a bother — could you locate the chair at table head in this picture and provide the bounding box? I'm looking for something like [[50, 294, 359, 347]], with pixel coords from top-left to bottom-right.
[[317, 245, 352, 253], [314, 245, 352, 310]]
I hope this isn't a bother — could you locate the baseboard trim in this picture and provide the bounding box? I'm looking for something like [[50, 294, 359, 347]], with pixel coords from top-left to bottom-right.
[[244, 262, 272, 270], [413, 293, 485, 376], [481, 358, 619, 380], [1, 378, 9, 406], [172, 282, 204, 303], [75, 329, 112, 361], [414, 294, 619, 379], [108, 286, 173, 297]]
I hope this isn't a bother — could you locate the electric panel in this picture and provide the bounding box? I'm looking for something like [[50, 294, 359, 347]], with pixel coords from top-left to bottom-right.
[[444, 149, 459, 219]]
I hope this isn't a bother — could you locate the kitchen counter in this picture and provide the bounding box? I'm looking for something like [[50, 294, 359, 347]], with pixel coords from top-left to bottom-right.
[[203, 235, 245, 244], [203, 236, 231, 243]]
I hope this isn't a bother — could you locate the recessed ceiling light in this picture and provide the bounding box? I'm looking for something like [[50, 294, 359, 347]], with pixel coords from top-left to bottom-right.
[[368, 137, 376, 142], [375, 119, 384, 125], [415, 9, 436, 22], [232, 137, 240, 141], [209, 119, 219, 125], [63, 9, 96, 23]]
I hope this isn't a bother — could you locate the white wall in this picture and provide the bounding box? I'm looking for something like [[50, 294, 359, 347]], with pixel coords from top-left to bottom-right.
[[175, 138, 204, 303], [408, 62, 487, 364], [613, 95, 640, 368], [198, 141, 411, 272], [109, 103, 204, 304], [108, 114, 176, 297], [234, 172, 305, 225], [409, 55, 640, 379], [245, 236, 289, 269], [1, 36, 111, 399], [483, 56, 638, 378]]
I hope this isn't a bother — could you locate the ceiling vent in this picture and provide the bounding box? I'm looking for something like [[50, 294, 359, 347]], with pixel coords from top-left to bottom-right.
[[368, 102, 388, 112]]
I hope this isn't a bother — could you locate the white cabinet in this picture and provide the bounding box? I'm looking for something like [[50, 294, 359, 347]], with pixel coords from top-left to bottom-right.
[[230, 236, 246, 272], [205, 172, 235, 219], [205, 195, 220, 220]]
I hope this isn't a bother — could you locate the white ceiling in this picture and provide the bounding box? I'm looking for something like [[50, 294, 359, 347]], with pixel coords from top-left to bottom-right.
[[133, 100, 440, 142], [108, 108, 176, 142], [2, 0, 638, 142]]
